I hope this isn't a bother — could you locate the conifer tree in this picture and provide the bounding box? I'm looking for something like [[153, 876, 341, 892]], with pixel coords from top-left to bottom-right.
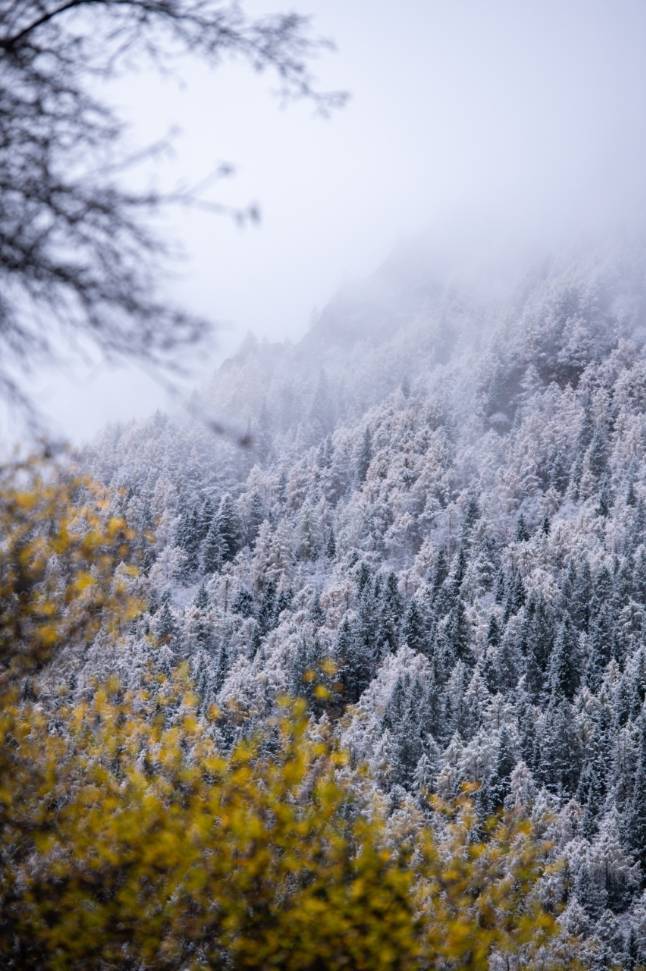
[[381, 572, 402, 653], [461, 495, 480, 545], [515, 513, 530, 542], [586, 604, 613, 692], [176, 505, 202, 574], [217, 494, 241, 564], [336, 616, 374, 705], [401, 599, 426, 655], [155, 597, 177, 647], [490, 726, 517, 810], [547, 621, 580, 701], [626, 715, 646, 873], [446, 597, 472, 667], [232, 587, 255, 618], [201, 521, 224, 575], [357, 426, 372, 483]]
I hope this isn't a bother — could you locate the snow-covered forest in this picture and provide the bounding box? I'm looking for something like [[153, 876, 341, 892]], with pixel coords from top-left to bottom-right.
[[51, 241, 645, 968]]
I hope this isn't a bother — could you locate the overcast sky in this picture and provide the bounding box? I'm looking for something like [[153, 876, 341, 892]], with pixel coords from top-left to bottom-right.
[[20, 0, 646, 442]]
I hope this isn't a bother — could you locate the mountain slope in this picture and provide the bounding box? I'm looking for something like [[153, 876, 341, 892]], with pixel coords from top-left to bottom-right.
[[77, 241, 646, 968]]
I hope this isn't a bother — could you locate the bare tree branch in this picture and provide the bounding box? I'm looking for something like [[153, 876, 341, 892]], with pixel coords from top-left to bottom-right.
[[0, 1, 346, 426]]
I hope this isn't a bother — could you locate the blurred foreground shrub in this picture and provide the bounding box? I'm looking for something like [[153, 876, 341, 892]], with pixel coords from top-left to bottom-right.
[[0, 454, 141, 682]]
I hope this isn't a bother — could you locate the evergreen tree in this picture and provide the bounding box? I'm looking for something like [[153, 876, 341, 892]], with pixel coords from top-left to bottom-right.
[[310, 592, 325, 628], [482, 648, 499, 694], [503, 568, 526, 622], [336, 616, 374, 705], [326, 528, 336, 559], [431, 548, 449, 596], [446, 597, 472, 666], [245, 490, 265, 547], [381, 572, 402, 653], [413, 747, 438, 798], [496, 625, 520, 692], [539, 701, 581, 794], [570, 559, 592, 632], [486, 614, 500, 648], [515, 513, 530, 542], [461, 495, 480, 545], [524, 598, 553, 699], [590, 565, 613, 620], [155, 597, 177, 648], [585, 428, 608, 482], [357, 427, 372, 483], [401, 599, 426, 655], [490, 726, 516, 809], [275, 583, 293, 619], [176, 505, 202, 574], [201, 521, 224, 574], [574, 862, 608, 921], [625, 715, 646, 874], [586, 604, 613, 692], [547, 621, 580, 701], [597, 473, 612, 517], [356, 560, 371, 595], [577, 758, 607, 839], [257, 580, 277, 637], [232, 587, 254, 618], [450, 547, 467, 598], [590, 810, 639, 912], [194, 583, 209, 610], [199, 497, 215, 541], [216, 494, 240, 564]]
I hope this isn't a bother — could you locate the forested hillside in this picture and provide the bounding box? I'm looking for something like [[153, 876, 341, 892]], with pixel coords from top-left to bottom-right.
[[71, 243, 646, 968]]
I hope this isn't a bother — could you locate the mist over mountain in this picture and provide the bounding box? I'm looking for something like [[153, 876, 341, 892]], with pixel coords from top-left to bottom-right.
[[189, 234, 646, 440]]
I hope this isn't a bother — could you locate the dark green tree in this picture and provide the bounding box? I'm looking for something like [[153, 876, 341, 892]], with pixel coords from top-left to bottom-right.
[[357, 426, 372, 484], [216, 494, 240, 564]]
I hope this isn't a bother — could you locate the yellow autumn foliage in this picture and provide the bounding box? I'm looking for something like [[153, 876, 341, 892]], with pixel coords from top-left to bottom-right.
[[1, 680, 571, 970], [0, 453, 142, 682], [0, 458, 578, 970]]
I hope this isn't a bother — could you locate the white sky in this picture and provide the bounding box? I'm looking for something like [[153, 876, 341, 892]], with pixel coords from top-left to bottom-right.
[[20, 0, 646, 442]]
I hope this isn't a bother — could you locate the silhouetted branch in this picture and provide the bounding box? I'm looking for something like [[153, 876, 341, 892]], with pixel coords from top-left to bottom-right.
[[0, 1, 346, 426]]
